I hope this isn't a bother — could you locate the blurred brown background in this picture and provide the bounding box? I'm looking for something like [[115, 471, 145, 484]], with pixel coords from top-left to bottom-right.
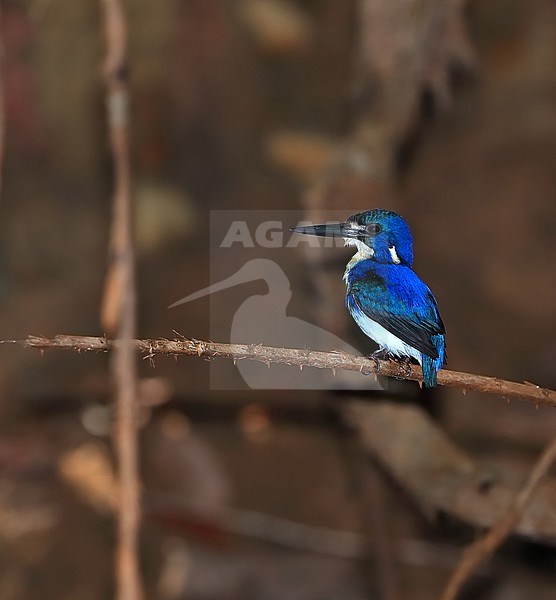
[[0, 0, 555, 599]]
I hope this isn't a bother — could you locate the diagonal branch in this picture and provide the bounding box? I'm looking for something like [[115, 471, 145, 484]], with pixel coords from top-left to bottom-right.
[[440, 433, 556, 600], [17, 334, 556, 407]]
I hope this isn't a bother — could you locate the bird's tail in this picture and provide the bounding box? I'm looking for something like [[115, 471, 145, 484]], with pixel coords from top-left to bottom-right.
[[421, 334, 446, 388]]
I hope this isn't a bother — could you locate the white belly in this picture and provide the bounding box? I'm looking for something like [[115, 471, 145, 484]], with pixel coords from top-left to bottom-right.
[[350, 306, 422, 364]]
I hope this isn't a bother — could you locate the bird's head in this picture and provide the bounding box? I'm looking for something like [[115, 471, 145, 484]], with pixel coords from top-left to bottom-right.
[[291, 209, 414, 267], [344, 209, 414, 266]]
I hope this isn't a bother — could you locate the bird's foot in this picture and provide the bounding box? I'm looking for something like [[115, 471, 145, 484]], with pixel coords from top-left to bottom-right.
[[396, 356, 413, 380], [368, 348, 388, 373]]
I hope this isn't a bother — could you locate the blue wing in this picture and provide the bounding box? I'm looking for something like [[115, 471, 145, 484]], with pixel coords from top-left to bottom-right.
[[346, 260, 445, 360]]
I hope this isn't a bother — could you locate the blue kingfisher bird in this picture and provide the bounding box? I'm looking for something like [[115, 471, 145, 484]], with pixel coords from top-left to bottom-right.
[[291, 209, 446, 387]]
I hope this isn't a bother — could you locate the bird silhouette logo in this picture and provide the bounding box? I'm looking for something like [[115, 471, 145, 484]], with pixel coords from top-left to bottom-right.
[[170, 258, 379, 390]]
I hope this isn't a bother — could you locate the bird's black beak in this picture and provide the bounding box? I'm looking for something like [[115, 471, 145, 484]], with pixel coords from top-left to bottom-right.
[[290, 222, 362, 239]]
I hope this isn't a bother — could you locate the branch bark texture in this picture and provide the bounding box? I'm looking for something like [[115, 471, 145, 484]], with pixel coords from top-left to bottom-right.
[[20, 334, 556, 408], [99, 0, 143, 597]]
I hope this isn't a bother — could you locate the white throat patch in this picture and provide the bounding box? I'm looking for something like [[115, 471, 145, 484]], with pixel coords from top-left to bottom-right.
[[388, 245, 401, 264], [344, 237, 374, 257], [343, 238, 374, 282]]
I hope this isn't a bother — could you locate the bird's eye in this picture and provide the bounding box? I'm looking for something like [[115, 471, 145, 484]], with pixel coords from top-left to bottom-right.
[[366, 223, 382, 235]]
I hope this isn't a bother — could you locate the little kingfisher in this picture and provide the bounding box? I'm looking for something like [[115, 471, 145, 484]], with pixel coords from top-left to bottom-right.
[[291, 209, 446, 387]]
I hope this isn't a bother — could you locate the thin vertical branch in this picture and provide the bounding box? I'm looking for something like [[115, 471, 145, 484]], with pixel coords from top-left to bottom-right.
[[0, 5, 5, 197], [99, 1, 143, 599]]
